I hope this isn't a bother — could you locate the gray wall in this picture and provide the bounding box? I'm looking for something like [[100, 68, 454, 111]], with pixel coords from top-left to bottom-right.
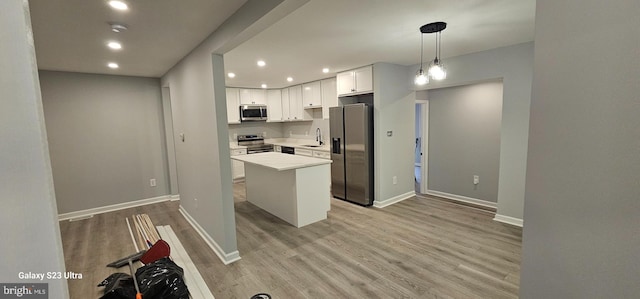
[[414, 42, 533, 220], [373, 62, 416, 203], [428, 81, 503, 202], [0, 1, 68, 297], [160, 0, 298, 258], [520, 0, 640, 297], [39, 71, 169, 214]]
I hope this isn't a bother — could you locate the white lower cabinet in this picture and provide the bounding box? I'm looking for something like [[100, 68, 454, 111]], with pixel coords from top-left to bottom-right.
[[294, 148, 313, 157], [230, 148, 247, 180], [294, 147, 330, 159], [312, 150, 330, 160]]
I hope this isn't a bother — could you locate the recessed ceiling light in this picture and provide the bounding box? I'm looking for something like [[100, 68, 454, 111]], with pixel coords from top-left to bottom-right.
[[110, 23, 128, 33], [107, 62, 119, 69], [322, 68, 330, 73], [107, 41, 122, 50], [227, 73, 236, 78], [286, 77, 293, 82], [261, 84, 267, 89], [257, 60, 266, 67], [108, 0, 128, 11]]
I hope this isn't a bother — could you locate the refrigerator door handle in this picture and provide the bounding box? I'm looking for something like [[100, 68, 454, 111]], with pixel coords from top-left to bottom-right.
[[332, 138, 341, 154]]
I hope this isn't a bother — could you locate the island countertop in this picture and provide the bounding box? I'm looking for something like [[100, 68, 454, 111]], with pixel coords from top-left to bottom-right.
[[231, 152, 331, 171]]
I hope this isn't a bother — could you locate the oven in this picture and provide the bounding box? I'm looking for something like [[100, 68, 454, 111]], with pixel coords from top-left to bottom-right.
[[237, 134, 273, 154]]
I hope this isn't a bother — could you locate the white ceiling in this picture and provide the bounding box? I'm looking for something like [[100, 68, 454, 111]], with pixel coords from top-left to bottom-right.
[[29, 0, 248, 77], [29, 0, 536, 88]]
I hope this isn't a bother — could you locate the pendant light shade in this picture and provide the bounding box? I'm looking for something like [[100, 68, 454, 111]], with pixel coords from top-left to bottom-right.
[[415, 69, 428, 85], [415, 22, 447, 85], [428, 57, 446, 80]]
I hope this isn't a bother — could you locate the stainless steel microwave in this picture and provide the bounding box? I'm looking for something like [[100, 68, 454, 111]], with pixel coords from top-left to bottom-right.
[[240, 104, 267, 122]]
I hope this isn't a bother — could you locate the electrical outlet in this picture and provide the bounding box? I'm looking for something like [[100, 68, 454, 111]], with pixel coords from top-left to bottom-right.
[[150, 178, 156, 187], [393, 176, 397, 185], [473, 175, 479, 185], [194, 198, 198, 208], [233, 133, 238, 140], [262, 131, 267, 138]]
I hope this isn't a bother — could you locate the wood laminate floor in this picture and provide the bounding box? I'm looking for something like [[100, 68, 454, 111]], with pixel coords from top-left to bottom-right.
[[60, 183, 522, 298]]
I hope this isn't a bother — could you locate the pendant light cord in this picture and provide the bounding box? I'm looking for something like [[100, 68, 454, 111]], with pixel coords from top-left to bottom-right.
[[438, 31, 442, 61], [420, 33, 424, 69]]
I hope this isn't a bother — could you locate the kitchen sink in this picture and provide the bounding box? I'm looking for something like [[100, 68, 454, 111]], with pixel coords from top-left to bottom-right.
[[302, 145, 322, 148]]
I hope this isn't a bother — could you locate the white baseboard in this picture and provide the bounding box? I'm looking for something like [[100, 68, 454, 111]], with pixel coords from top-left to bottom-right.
[[169, 194, 181, 201], [373, 191, 416, 208], [493, 214, 523, 227], [179, 206, 241, 265], [58, 195, 173, 221], [426, 190, 497, 210]]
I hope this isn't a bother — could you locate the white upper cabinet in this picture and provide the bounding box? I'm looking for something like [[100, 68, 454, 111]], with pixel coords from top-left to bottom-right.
[[281, 88, 291, 121], [239, 88, 267, 105], [288, 85, 304, 120], [226, 88, 240, 124], [336, 65, 373, 96], [302, 81, 322, 108], [321, 78, 337, 119], [266, 89, 283, 122]]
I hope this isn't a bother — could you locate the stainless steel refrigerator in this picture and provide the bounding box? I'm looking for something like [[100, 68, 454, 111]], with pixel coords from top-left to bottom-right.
[[330, 103, 374, 206]]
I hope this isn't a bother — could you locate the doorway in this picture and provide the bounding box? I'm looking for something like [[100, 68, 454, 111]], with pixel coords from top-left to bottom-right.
[[415, 99, 428, 194]]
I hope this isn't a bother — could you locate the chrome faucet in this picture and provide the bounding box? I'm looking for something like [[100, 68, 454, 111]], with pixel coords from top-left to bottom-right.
[[316, 128, 323, 145]]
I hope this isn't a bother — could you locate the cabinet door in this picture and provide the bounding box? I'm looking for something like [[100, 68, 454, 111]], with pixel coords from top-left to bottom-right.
[[226, 88, 240, 123], [266, 89, 282, 122], [281, 88, 291, 121], [251, 89, 267, 105], [336, 71, 355, 96], [354, 66, 373, 93], [230, 149, 246, 180], [321, 78, 337, 119], [289, 85, 303, 120], [232, 160, 245, 180], [239, 89, 252, 104], [295, 148, 313, 157], [302, 81, 322, 108]]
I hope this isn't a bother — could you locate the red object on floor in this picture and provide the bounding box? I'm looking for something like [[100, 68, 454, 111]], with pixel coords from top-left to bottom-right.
[[140, 240, 170, 264]]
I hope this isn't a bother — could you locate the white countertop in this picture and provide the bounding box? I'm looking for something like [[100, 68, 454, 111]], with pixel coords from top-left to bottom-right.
[[231, 152, 331, 171]]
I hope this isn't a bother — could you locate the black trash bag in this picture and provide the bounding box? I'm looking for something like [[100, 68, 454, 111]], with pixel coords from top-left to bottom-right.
[[136, 257, 190, 299], [97, 272, 136, 299]]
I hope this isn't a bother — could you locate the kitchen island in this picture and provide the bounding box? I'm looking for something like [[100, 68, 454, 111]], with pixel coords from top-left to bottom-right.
[[231, 152, 332, 228]]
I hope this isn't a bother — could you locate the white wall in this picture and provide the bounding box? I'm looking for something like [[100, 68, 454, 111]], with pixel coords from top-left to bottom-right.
[[282, 119, 329, 142], [414, 42, 534, 222], [0, 1, 68, 297], [39, 71, 169, 214], [228, 122, 284, 142], [520, 0, 640, 297]]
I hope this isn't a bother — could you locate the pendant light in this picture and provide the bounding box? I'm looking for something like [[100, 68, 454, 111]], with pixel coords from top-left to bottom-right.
[[414, 33, 428, 85], [415, 22, 447, 85]]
